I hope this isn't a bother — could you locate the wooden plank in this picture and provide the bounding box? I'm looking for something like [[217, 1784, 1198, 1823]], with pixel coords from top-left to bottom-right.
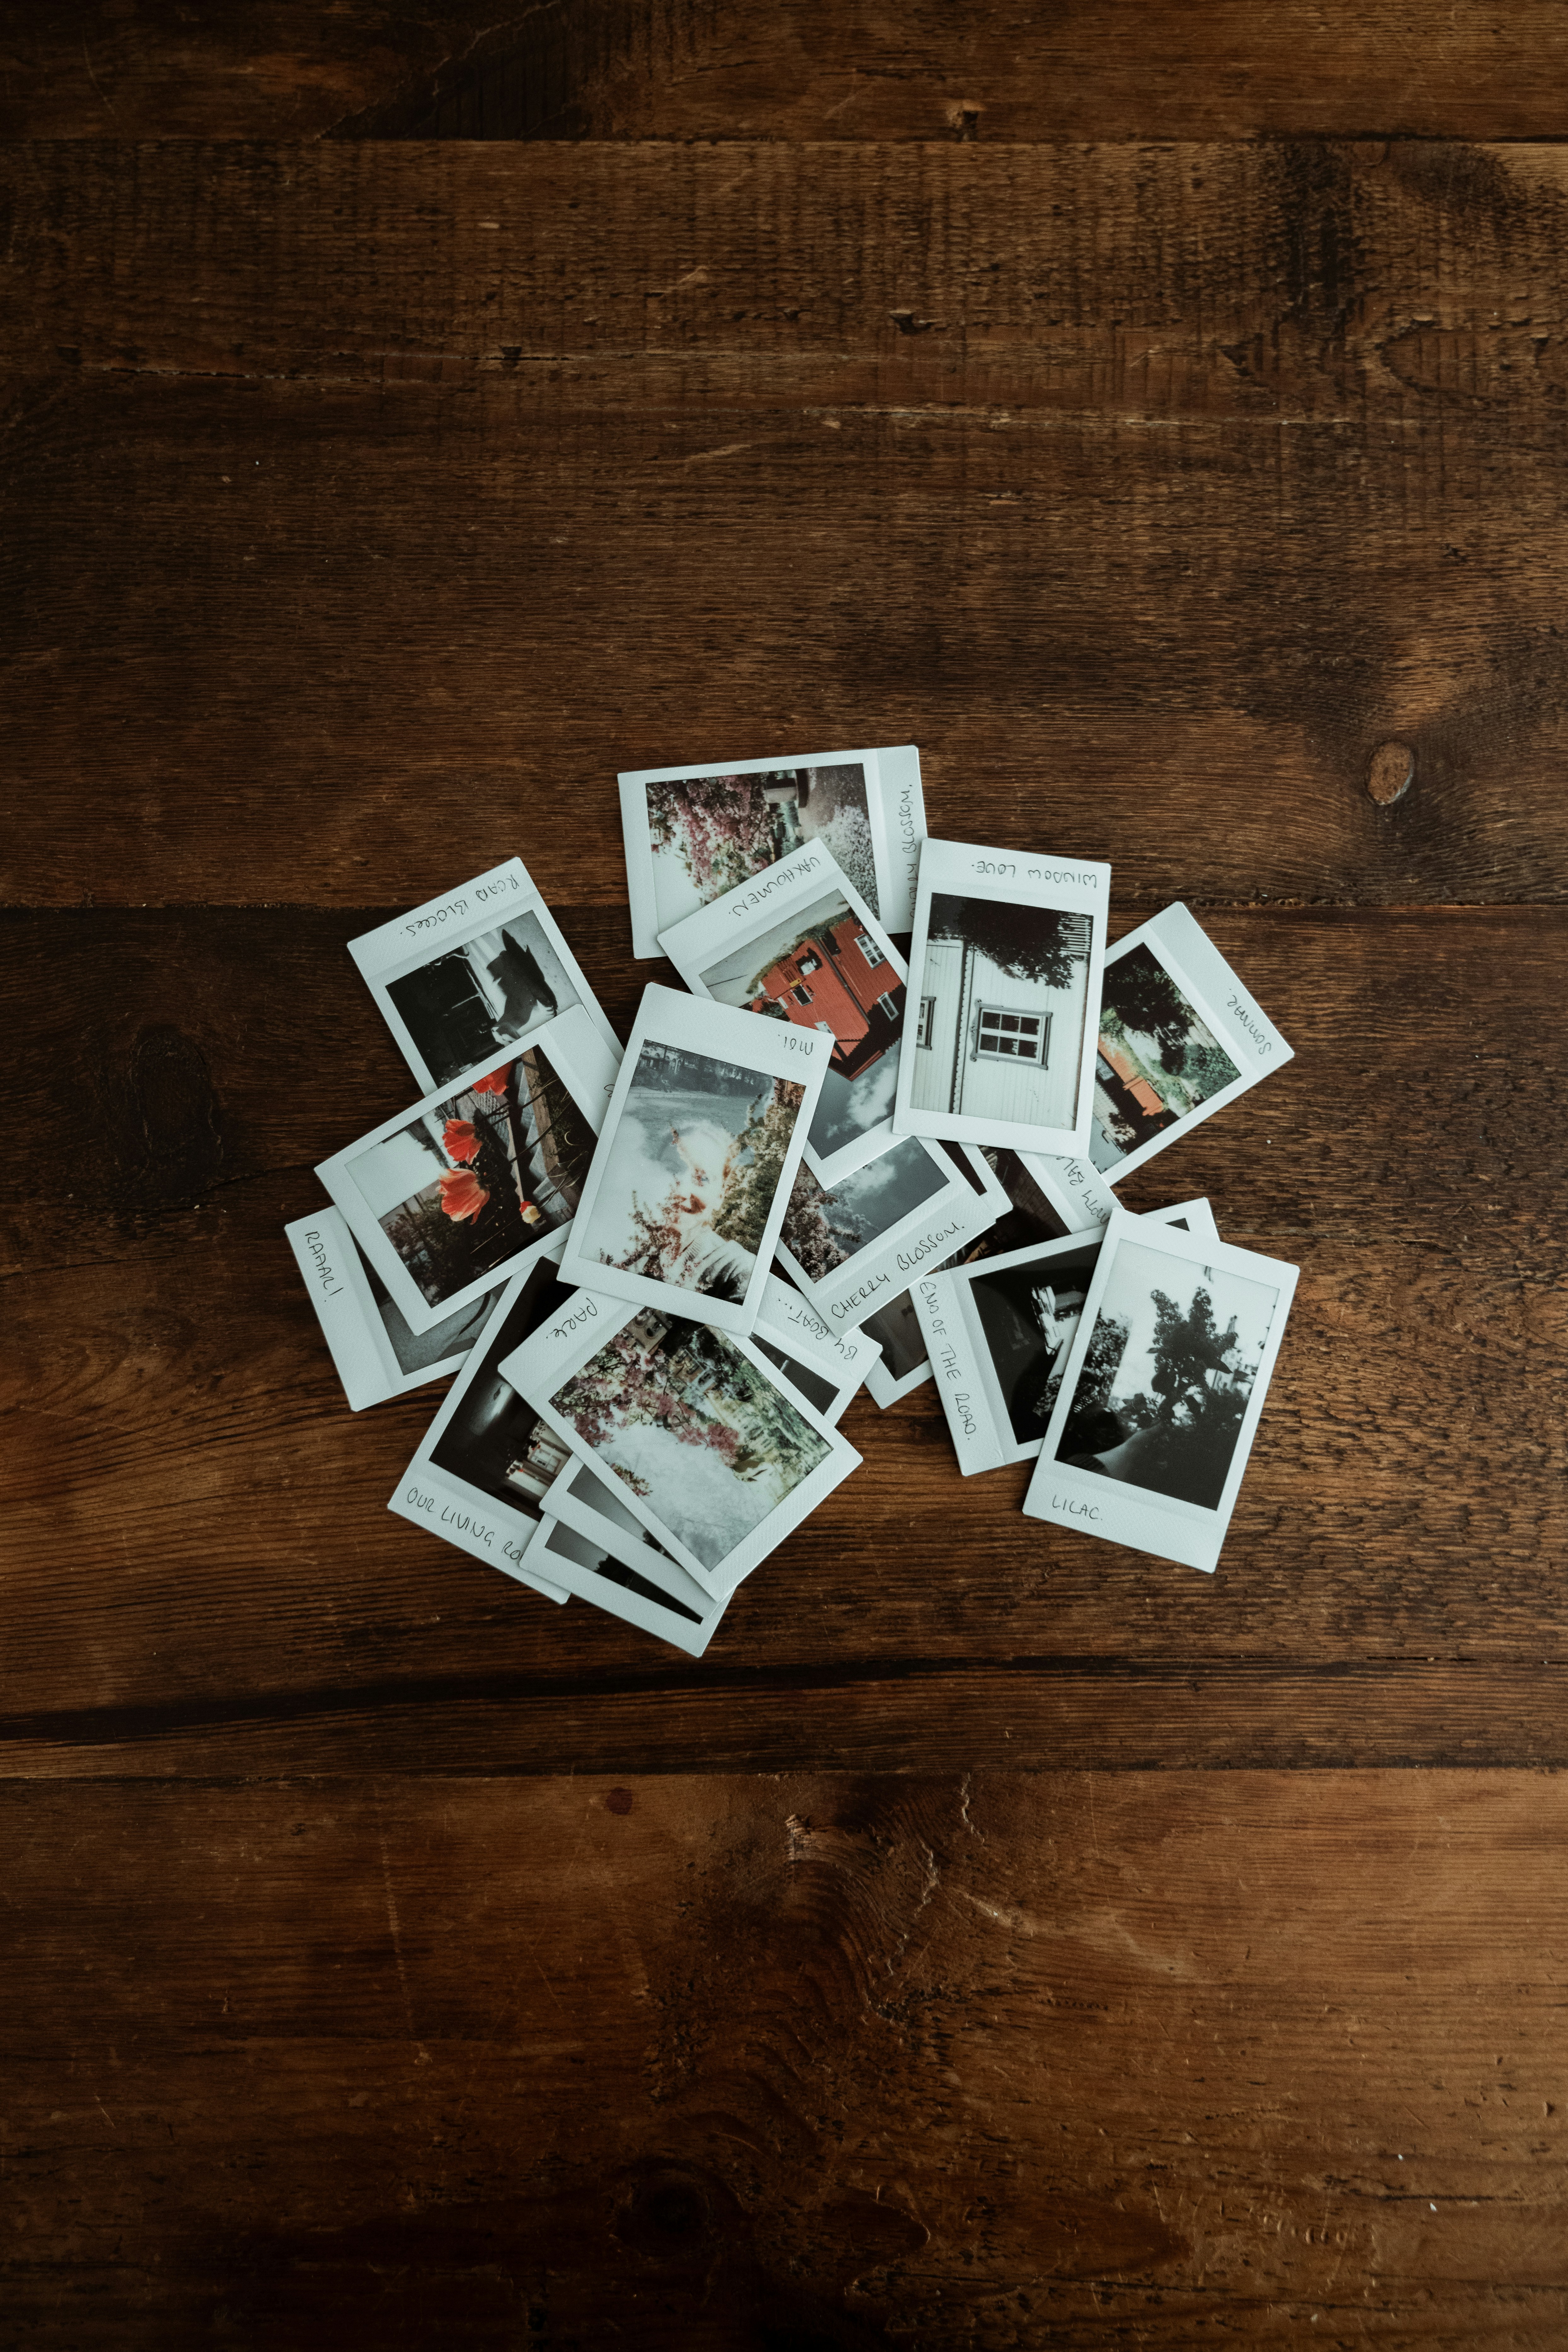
[[9, 2, 1568, 143], [2, 901, 1562, 1772], [5, 143, 1568, 909], [5, 1771, 1568, 2345]]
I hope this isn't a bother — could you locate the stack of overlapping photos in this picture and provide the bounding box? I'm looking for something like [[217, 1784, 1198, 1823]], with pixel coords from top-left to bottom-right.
[[289, 745, 1298, 1652]]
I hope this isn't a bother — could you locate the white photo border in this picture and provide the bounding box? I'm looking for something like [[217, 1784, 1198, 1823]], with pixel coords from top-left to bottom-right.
[[497, 1288, 862, 1601], [535, 1518, 728, 1659], [1022, 1205, 1299, 1573], [387, 1255, 580, 1603], [658, 840, 911, 1189], [914, 1198, 1218, 1476], [618, 744, 926, 957], [348, 856, 620, 1090], [558, 981, 832, 1340], [775, 1134, 1006, 1335], [316, 1006, 619, 1336], [1091, 901, 1295, 1187], [285, 1205, 495, 1411], [894, 838, 1110, 1157]]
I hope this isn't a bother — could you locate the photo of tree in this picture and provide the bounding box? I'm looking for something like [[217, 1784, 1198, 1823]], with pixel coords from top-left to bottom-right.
[[348, 1045, 598, 1308], [699, 885, 905, 1160], [780, 1138, 951, 1281], [1088, 943, 1242, 1173], [969, 1242, 1099, 1445], [387, 910, 577, 1088], [1055, 1239, 1280, 1509], [549, 1312, 834, 1571], [577, 1041, 807, 1301], [644, 762, 876, 935]]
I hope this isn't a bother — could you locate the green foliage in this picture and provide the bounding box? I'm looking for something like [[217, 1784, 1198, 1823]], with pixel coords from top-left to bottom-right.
[[712, 1078, 807, 1254], [930, 894, 1079, 989]]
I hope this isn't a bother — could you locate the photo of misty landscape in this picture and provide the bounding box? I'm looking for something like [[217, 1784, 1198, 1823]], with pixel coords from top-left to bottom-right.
[[645, 761, 877, 935], [348, 1045, 597, 1309], [1089, 943, 1243, 1173], [387, 909, 578, 1089], [699, 885, 905, 1163], [1054, 1238, 1280, 1509], [576, 1040, 806, 1303], [780, 1136, 952, 1282]]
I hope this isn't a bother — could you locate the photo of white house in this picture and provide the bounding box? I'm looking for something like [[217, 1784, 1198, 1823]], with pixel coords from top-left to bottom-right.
[[910, 898, 1093, 1128]]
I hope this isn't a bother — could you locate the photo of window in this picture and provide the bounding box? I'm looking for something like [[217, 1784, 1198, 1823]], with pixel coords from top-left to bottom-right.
[[909, 893, 1093, 1130], [696, 885, 907, 1164]]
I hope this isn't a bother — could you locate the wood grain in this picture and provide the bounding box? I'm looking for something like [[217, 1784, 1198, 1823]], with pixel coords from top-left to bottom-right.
[[6, 1772, 1567, 2347], [10, 2, 1568, 143], [4, 143, 1568, 908], [4, 40, 1566, 2343], [2, 901, 1561, 1773]]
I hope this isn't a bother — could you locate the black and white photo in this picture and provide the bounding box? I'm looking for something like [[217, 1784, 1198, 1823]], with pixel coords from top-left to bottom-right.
[[913, 1200, 1216, 1474], [896, 840, 1109, 1153], [660, 843, 910, 1186], [387, 1255, 587, 1600], [562, 983, 829, 1336], [1025, 1209, 1298, 1573], [349, 858, 619, 1092], [318, 1007, 617, 1334], [619, 744, 926, 955]]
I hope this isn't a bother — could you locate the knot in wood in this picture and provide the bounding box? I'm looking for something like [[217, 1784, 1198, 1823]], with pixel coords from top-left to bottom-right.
[[1366, 740, 1415, 804]]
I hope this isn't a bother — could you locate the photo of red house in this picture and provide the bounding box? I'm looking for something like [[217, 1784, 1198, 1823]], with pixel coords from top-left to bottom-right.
[[745, 913, 905, 1079]]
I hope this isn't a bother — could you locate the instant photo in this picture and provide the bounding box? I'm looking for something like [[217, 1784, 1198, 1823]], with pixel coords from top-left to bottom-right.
[[619, 744, 926, 956], [751, 1272, 880, 1424], [498, 1291, 861, 1600], [1023, 1208, 1298, 1574], [659, 842, 910, 1188], [317, 1006, 618, 1335], [775, 1131, 1005, 1335], [1087, 902, 1294, 1182], [561, 983, 830, 1338], [859, 1144, 1117, 1409], [535, 1520, 728, 1659], [285, 1205, 499, 1411], [914, 1198, 1217, 1475], [895, 839, 1109, 1155], [538, 1465, 729, 1658], [1017, 1149, 1119, 1234], [387, 1254, 586, 1601], [349, 857, 619, 1093]]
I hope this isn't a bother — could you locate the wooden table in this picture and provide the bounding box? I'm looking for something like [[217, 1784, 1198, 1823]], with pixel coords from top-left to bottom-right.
[[5, 9, 1567, 2344]]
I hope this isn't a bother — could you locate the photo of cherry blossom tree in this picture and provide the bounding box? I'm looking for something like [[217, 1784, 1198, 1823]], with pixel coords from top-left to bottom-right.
[[549, 1311, 833, 1571], [577, 1040, 807, 1301], [644, 762, 878, 934]]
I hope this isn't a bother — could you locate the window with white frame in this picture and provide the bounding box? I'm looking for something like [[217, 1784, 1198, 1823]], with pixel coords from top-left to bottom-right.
[[854, 931, 886, 968], [874, 992, 901, 1024], [974, 1006, 1049, 1064], [916, 995, 936, 1048]]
